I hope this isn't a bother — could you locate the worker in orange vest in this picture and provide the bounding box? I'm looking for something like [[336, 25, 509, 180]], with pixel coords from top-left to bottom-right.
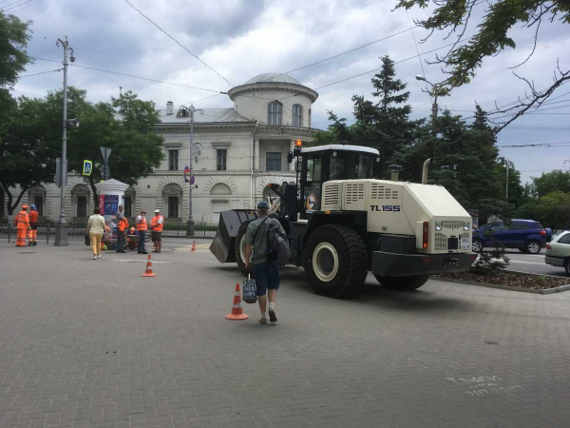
[[14, 204, 30, 247], [150, 208, 165, 253], [116, 207, 129, 253], [135, 210, 148, 254], [28, 204, 39, 246]]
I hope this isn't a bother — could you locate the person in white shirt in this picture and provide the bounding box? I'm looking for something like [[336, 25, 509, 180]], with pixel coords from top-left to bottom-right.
[[87, 207, 108, 260]]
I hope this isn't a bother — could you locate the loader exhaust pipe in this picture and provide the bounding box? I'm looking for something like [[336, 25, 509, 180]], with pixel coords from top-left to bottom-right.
[[422, 158, 431, 184]]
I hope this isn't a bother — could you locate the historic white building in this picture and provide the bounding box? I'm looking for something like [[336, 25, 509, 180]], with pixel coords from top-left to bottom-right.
[[0, 73, 318, 225]]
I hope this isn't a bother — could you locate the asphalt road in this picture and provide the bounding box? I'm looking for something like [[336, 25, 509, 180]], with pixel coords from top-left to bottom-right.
[[499, 251, 568, 277], [1, 239, 570, 427]]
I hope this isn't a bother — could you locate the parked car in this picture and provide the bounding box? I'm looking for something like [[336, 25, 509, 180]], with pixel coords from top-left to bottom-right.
[[472, 219, 552, 254], [545, 231, 570, 275]]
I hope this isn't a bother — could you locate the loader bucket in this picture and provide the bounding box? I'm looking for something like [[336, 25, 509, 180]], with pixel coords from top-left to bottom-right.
[[209, 209, 257, 263]]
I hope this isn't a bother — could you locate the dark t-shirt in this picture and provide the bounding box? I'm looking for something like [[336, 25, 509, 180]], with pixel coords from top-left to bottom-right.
[[245, 216, 285, 265]]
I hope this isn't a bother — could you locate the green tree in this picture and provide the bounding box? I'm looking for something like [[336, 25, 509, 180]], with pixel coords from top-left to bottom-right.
[[531, 170, 570, 197], [63, 89, 164, 205], [0, 96, 60, 214], [0, 11, 30, 87], [351, 55, 418, 177], [395, 1, 570, 131]]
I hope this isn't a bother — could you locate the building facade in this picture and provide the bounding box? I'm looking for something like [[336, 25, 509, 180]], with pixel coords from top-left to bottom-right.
[[1, 73, 318, 225]]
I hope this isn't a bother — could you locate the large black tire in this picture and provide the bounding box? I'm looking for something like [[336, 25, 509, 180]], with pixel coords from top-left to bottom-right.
[[526, 240, 541, 254], [472, 239, 483, 253], [234, 222, 249, 274], [303, 224, 367, 298], [374, 274, 429, 291]]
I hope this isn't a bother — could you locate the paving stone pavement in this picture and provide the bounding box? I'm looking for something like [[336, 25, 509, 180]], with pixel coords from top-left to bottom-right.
[[1, 240, 569, 428]]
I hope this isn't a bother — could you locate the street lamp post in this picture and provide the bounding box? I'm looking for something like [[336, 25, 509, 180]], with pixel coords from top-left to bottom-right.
[[415, 75, 440, 126], [54, 37, 74, 246], [184, 105, 200, 237]]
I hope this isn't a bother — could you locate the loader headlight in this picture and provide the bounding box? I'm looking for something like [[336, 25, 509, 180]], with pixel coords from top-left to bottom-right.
[[463, 223, 470, 231], [435, 222, 442, 231]]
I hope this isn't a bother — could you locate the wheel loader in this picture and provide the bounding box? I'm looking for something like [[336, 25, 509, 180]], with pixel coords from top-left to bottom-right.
[[210, 143, 474, 297]]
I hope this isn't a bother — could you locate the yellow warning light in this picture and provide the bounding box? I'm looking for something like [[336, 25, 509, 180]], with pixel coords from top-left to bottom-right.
[[295, 139, 302, 147]]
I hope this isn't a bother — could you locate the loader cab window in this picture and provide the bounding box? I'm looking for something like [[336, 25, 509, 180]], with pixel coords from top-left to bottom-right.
[[330, 151, 376, 180], [305, 156, 322, 212]]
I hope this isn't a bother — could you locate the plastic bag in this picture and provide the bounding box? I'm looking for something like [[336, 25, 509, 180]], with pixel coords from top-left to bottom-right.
[[243, 274, 257, 304]]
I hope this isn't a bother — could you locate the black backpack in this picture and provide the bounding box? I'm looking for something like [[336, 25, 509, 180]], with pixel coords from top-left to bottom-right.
[[266, 219, 291, 266]]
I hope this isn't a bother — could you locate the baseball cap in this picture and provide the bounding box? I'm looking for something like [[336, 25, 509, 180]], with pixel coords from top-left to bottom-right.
[[154, 209, 160, 213], [257, 200, 269, 210], [22, 204, 28, 209]]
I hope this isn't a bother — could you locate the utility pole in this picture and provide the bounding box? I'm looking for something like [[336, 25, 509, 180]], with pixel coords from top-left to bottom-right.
[[505, 159, 510, 202], [185, 105, 200, 237], [54, 37, 74, 246]]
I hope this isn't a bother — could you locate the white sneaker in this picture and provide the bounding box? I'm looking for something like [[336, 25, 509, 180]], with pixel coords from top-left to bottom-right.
[[268, 304, 278, 324], [92, 255, 97, 260]]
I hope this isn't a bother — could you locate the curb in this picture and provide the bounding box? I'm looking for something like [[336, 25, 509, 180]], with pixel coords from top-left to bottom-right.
[[438, 277, 570, 295]]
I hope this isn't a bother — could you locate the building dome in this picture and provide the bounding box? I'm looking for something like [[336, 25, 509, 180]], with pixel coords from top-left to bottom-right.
[[244, 73, 300, 85]]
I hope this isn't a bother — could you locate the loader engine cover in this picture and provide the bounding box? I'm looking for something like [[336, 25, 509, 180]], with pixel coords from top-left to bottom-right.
[[321, 179, 472, 254]]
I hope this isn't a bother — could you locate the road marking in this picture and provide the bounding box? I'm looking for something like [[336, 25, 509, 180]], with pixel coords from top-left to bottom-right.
[[508, 260, 547, 266]]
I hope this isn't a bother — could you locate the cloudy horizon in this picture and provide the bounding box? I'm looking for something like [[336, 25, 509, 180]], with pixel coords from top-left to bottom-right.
[[5, 0, 570, 184]]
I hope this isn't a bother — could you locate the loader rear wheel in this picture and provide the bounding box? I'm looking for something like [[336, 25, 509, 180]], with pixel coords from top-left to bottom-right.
[[234, 222, 249, 274], [374, 274, 429, 291], [304, 224, 367, 298]]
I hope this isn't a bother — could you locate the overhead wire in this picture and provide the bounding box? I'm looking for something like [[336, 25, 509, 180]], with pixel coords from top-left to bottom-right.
[[19, 68, 61, 78], [285, 26, 415, 74], [2, 0, 33, 12], [31, 56, 223, 93], [123, 0, 232, 88]]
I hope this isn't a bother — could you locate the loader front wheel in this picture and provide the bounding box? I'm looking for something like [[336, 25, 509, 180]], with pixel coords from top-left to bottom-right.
[[304, 224, 367, 298]]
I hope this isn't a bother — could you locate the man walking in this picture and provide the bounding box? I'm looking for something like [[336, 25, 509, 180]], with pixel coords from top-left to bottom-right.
[[14, 204, 30, 247], [135, 210, 148, 254], [116, 206, 128, 253], [28, 204, 39, 246], [150, 209, 164, 253], [244, 200, 286, 325]]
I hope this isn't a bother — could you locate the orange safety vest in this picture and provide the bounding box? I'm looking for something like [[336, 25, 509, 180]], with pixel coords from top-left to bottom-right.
[[15, 210, 30, 230], [29, 209, 39, 225], [136, 216, 148, 231], [118, 217, 129, 232], [150, 215, 164, 232]]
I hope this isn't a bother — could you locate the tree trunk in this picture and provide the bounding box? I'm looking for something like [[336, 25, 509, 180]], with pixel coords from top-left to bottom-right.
[[0, 181, 28, 216], [88, 175, 99, 209]]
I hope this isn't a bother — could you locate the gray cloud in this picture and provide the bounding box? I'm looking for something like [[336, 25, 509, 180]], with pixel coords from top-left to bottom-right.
[[8, 0, 570, 183]]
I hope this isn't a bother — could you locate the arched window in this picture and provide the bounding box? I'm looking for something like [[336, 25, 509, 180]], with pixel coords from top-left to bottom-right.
[[124, 187, 136, 218], [210, 183, 232, 195], [0, 187, 4, 218], [28, 185, 46, 216], [292, 104, 303, 127], [162, 183, 183, 219], [71, 184, 91, 218], [268, 101, 282, 126]]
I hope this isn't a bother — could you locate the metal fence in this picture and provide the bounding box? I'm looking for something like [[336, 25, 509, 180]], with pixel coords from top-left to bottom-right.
[[0, 219, 216, 244]]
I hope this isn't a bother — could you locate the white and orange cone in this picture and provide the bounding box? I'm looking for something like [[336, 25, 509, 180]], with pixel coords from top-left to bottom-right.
[[225, 283, 248, 320], [191, 240, 197, 252], [142, 254, 156, 277]]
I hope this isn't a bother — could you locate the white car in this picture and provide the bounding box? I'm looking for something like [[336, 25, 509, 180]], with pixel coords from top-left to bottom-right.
[[545, 231, 570, 275]]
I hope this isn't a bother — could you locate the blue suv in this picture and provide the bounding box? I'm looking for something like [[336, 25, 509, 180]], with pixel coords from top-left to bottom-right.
[[472, 219, 552, 254]]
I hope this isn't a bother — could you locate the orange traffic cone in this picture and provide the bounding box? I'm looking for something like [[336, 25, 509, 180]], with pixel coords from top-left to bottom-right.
[[225, 283, 248, 320], [142, 254, 156, 277], [191, 240, 197, 252]]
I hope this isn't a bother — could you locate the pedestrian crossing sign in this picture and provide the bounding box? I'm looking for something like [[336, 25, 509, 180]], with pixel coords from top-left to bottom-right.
[[82, 160, 93, 176]]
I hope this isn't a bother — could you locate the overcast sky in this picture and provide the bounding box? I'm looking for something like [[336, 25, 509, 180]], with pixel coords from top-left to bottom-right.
[[6, 0, 570, 184]]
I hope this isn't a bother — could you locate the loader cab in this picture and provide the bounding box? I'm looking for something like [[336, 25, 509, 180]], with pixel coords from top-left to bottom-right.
[[297, 144, 380, 219]]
